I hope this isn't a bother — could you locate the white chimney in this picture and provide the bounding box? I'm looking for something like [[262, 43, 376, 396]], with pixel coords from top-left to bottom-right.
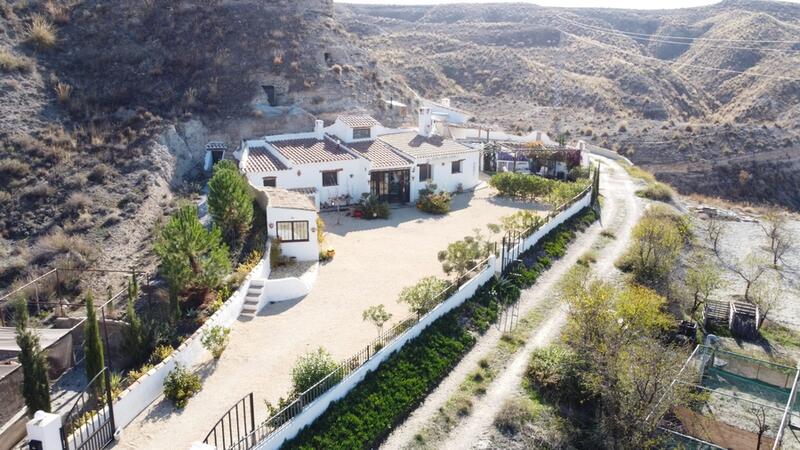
[[535, 131, 542, 142], [418, 107, 433, 137], [440, 98, 451, 108], [314, 119, 324, 140]]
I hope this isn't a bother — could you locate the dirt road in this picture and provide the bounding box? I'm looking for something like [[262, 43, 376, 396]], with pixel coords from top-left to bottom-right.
[[381, 155, 642, 449]]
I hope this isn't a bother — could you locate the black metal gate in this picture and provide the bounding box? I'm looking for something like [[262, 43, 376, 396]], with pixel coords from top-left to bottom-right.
[[500, 230, 524, 276], [60, 367, 115, 450], [203, 392, 256, 449]]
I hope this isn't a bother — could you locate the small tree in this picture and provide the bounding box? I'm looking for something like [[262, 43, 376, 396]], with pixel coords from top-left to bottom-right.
[[749, 406, 770, 450], [685, 254, 725, 316], [729, 253, 768, 301], [760, 209, 791, 268], [362, 304, 392, 337], [201, 326, 231, 359], [750, 272, 782, 329], [704, 214, 726, 257], [122, 274, 151, 366], [84, 293, 105, 391], [14, 301, 51, 414], [154, 205, 231, 298], [398, 276, 448, 316], [437, 230, 494, 281], [291, 347, 338, 394], [208, 160, 254, 252]]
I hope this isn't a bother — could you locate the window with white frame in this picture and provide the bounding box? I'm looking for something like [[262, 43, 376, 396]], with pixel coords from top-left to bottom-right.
[[275, 221, 309, 242], [352, 127, 371, 139], [451, 159, 463, 174]]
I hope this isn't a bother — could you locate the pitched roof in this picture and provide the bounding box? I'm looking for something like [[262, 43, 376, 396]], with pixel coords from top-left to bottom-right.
[[270, 137, 357, 165], [378, 132, 475, 160], [244, 146, 288, 173], [260, 187, 316, 212], [337, 115, 380, 128], [347, 140, 413, 170]]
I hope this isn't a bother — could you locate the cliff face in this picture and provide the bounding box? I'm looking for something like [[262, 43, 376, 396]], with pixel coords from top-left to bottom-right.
[[0, 0, 411, 288]]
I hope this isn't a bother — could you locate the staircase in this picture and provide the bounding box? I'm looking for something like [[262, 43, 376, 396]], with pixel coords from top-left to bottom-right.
[[240, 279, 264, 320]]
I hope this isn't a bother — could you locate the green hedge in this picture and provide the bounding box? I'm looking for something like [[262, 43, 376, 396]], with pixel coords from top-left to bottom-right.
[[283, 208, 597, 449]]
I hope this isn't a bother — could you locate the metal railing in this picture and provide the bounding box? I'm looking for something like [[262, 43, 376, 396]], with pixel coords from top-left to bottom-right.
[[219, 257, 494, 450], [204, 392, 257, 450]]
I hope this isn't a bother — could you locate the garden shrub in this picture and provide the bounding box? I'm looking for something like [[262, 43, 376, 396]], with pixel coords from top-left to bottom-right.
[[355, 194, 390, 219], [163, 364, 201, 409], [526, 346, 584, 404], [398, 276, 449, 316], [489, 172, 589, 207], [201, 326, 231, 359], [417, 182, 451, 214], [149, 344, 174, 364], [437, 231, 494, 281], [292, 347, 339, 394]]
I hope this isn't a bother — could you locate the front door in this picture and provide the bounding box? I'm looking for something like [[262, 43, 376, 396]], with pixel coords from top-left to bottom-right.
[[370, 169, 410, 203]]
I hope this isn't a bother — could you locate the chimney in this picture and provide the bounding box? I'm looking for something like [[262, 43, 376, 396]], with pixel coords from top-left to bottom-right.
[[440, 98, 451, 108], [418, 107, 433, 137], [314, 119, 324, 140], [535, 131, 542, 142]]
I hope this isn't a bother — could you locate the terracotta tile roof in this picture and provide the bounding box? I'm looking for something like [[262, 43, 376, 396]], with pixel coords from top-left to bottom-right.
[[378, 132, 475, 160], [270, 137, 357, 164], [260, 187, 316, 212], [243, 146, 288, 173], [347, 140, 413, 170], [337, 115, 380, 128]]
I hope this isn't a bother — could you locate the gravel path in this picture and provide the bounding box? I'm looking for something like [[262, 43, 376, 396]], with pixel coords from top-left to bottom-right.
[[381, 155, 642, 449]]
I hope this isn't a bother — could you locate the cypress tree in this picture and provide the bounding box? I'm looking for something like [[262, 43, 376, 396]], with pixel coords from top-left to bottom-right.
[[84, 293, 105, 392], [122, 275, 150, 366], [208, 160, 254, 252], [14, 301, 51, 414]]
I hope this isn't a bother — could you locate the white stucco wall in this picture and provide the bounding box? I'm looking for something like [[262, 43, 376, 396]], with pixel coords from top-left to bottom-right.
[[266, 206, 319, 262], [410, 151, 481, 200]]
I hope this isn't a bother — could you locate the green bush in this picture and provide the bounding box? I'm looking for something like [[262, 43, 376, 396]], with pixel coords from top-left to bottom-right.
[[149, 344, 174, 365], [398, 276, 449, 316], [163, 364, 201, 409], [489, 172, 589, 207], [356, 194, 390, 219], [417, 182, 451, 214], [636, 182, 674, 202], [201, 326, 231, 359], [292, 347, 339, 394], [526, 346, 584, 404], [437, 231, 494, 281]]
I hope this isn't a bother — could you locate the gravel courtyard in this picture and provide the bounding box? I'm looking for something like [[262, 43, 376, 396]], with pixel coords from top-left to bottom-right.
[[116, 184, 549, 450]]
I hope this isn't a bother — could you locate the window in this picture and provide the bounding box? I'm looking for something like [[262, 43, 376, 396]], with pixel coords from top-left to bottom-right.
[[418, 164, 431, 182], [352, 127, 371, 139], [451, 160, 463, 174], [262, 177, 276, 187], [321, 170, 339, 187], [276, 221, 309, 242]]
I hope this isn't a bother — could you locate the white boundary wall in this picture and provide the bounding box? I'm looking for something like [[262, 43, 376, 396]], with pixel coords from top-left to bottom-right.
[[256, 256, 497, 450], [255, 187, 594, 450], [81, 258, 268, 440]]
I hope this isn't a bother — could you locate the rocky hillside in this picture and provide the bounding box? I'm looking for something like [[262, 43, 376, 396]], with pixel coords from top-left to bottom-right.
[[337, 0, 800, 209], [0, 0, 410, 289]]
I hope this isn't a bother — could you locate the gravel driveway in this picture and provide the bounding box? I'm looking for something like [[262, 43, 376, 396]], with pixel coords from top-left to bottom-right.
[[115, 185, 549, 450]]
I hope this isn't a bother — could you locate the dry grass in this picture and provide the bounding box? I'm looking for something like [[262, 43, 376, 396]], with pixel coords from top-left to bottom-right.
[[26, 15, 57, 48], [0, 49, 32, 72], [23, 181, 54, 199], [623, 164, 656, 183], [65, 192, 91, 214], [636, 182, 675, 202], [0, 158, 31, 179], [44, 0, 71, 24], [54, 81, 72, 103], [33, 229, 94, 264]]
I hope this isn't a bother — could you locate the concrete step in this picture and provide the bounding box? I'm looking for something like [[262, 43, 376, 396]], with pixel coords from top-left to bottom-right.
[[247, 289, 262, 296], [241, 306, 258, 314], [249, 280, 265, 287]]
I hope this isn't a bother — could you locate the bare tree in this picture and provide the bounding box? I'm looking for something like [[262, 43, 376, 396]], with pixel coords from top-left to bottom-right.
[[749, 406, 770, 450], [729, 253, 768, 301], [704, 214, 727, 257], [760, 209, 791, 268], [750, 272, 783, 329]]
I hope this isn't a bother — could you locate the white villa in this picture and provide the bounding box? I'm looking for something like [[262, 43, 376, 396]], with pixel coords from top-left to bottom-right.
[[235, 109, 481, 209]]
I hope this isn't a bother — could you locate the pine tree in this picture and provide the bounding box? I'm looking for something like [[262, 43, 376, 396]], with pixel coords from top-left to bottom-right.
[[84, 293, 105, 392], [14, 301, 51, 414], [208, 160, 254, 252], [154, 205, 231, 298]]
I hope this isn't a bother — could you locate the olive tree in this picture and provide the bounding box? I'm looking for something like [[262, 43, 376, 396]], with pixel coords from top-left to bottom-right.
[[362, 304, 392, 337], [685, 253, 725, 316], [437, 230, 494, 281], [760, 209, 791, 268], [398, 276, 448, 316]]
